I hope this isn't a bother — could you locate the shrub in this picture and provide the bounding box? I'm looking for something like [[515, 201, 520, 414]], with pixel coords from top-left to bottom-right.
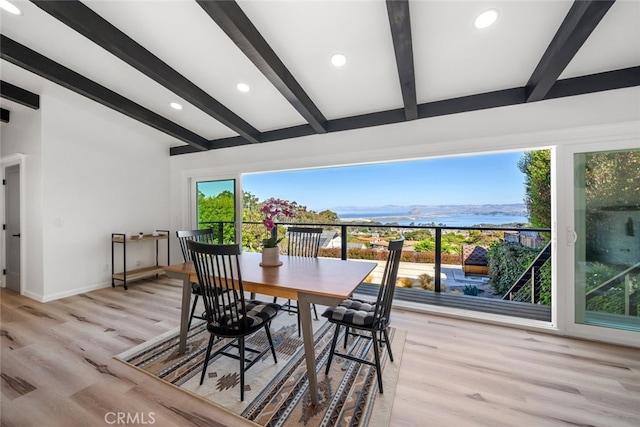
[[396, 277, 414, 288], [584, 262, 636, 315], [487, 241, 538, 297], [417, 273, 434, 290], [537, 262, 552, 305], [462, 285, 479, 296]]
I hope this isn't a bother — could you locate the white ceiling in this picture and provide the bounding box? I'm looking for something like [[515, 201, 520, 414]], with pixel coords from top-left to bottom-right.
[[1, 0, 639, 151]]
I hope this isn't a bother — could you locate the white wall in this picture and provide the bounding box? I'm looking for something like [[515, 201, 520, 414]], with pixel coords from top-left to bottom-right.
[[0, 104, 44, 297], [2, 88, 173, 301], [37, 92, 172, 301], [170, 87, 640, 347]]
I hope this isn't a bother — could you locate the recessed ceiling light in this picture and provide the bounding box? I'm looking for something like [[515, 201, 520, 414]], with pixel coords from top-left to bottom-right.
[[331, 53, 347, 67], [236, 83, 250, 93], [474, 9, 499, 29], [170, 102, 183, 110], [0, 0, 23, 15]]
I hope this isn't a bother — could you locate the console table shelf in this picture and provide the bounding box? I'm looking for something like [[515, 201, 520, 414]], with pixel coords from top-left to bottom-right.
[[111, 230, 170, 290]]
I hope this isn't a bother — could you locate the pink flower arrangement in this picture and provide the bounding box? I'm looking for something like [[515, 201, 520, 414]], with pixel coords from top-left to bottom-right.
[[260, 198, 294, 247]]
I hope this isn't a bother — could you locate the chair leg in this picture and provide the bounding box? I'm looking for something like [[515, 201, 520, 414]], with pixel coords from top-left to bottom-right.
[[382, 327, 394, 362], [312, 303, 319, 320], [264, 324, 278, 363], [188, 294, 199, 330], [296, 311, 302, 337], [325, 324, 341, 374], [199, 333, 215, 385], [239, 337, 245, 401], [371, 330, 384, 393], [343, 327, 349, 349]]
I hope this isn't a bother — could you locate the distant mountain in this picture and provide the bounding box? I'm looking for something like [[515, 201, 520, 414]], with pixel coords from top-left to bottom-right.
[[332, 204, 527, 216]]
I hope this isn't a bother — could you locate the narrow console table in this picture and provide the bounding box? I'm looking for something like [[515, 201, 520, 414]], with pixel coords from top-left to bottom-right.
[[111, 230, 170, 290]]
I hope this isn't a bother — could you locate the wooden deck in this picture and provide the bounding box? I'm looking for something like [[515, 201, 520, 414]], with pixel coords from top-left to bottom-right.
[[355, 283, 552, 322]]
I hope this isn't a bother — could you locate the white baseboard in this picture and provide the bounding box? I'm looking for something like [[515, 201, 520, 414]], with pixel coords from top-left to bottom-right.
[[39, 281, 113, 302]]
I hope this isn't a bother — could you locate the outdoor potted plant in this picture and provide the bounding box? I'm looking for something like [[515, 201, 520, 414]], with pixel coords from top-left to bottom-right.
[[260, 198, 294, 266]]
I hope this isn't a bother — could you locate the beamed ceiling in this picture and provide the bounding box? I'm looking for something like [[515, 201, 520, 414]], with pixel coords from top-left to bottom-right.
[[1, 0, 639, 155]]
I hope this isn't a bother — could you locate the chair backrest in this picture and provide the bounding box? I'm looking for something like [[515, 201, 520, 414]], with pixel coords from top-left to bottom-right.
[[287, 226, 322, 257], [176, 229, 216, 262], [373, 237, 405, 327], [187, 241, 248, 334]]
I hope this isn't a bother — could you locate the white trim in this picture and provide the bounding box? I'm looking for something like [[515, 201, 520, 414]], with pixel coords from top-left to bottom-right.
[[386, 298, 558, 333], [38, 281, 113, 303], [1, 153, 27, 295]]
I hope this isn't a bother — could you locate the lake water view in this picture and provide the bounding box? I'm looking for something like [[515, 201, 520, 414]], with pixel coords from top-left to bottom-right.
[[338, 213, 529, 227]]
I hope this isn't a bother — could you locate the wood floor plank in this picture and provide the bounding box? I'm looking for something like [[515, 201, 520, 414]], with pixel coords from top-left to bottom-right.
[[2, 281, 639, 426]]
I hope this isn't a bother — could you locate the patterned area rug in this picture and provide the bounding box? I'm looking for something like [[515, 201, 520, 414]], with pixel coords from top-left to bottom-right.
[[115, 311, 405, 426]]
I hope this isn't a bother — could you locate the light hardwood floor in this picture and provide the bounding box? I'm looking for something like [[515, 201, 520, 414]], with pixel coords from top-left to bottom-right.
[[1, 278, 639, 426]]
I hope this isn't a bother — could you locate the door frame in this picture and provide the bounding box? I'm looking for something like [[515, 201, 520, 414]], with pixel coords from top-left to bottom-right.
[[557, 136, 640, 348], [1, 153, 26, 294]]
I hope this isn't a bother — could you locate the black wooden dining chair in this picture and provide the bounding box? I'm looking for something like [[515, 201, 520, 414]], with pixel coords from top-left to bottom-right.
[[322, 237, 404, 393], [187, 241, 281, 401], [275, 226, 322, 335], [176, 229, 216, 330]]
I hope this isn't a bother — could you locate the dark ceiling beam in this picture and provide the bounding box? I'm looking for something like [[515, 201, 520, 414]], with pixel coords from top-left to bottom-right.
[[1, 108, 9, 123], [171, 125, 316, 155], [172, 66, 639, 155], [329, 109, 407, 133], [419, 88, 525, 118], [1, 80, 40, 109], [197, 0, 328, 134], [386, 0, 417, 121], [170, 144, 212, 156], [545, 66, 640, 99], [31, 0, 260, 144], [1, 35, 210, 151], [525, 0, 615, 102]]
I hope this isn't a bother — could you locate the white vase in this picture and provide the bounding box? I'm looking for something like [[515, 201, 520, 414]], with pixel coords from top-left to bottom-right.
[[261, 246, 280, 266]]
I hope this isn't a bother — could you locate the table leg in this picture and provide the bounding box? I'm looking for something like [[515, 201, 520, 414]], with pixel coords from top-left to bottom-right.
[[167, 271, 191, 354], [297, 293, 318, 406]]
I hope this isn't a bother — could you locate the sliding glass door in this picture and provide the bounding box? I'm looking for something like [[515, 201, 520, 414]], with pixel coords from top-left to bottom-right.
[[573, 148, 640, 332], [194, 178, 238, 244]]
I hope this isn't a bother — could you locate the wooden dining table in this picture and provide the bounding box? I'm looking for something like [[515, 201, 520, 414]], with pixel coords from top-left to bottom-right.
[[163, 251, 377, 406]]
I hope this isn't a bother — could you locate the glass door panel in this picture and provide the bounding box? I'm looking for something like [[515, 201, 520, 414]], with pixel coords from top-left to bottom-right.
[[196, 179, 237, 244], [574, 148, 640, 332]]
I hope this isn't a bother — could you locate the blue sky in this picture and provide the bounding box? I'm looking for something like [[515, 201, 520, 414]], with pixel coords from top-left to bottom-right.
[[242, 151, 527, 212]]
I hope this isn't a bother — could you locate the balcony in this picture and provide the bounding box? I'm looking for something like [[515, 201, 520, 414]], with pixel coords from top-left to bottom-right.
[[202, 220, 553, 322]]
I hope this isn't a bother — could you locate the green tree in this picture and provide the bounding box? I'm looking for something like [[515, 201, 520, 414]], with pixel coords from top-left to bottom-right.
[[584, 150, 640, 208], [404, 229, 433, 241], [240, 193, 342, 252], [414, 240, 435, 252], [317, 210, 339, 223], [518, 150, 550, 228], [197, 190, 235, 243], [242, 191, 265, 250]]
